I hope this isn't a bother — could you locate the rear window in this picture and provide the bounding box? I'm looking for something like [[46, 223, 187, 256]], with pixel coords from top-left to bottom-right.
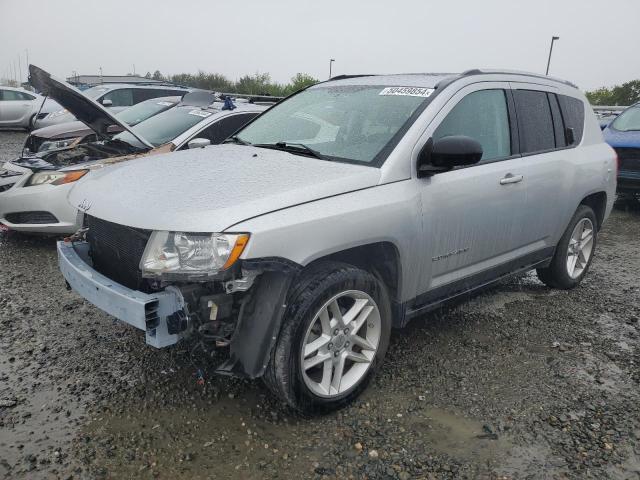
[[513, 90, 555, 154], [557, 95, 585, 145]]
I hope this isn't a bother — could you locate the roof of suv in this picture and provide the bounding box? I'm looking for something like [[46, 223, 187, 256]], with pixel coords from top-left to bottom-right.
[[318, 69, 579, 90]]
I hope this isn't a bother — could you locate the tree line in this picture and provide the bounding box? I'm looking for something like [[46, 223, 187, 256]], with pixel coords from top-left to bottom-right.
[[146, 69, 639, 106], [585, 79, 640, 106], [144, 70, 319, 97]]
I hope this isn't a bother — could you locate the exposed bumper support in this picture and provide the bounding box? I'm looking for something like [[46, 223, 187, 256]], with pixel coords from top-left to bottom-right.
[[216, 270, 296, 379], [57, 240, 184, 348]]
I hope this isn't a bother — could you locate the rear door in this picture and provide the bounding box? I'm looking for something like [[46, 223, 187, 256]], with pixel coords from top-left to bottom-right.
[[416, 83, 528, 299], [508, 84, 572, 253]]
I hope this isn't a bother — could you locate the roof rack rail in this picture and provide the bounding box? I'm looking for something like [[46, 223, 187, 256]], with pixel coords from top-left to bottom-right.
[[219, 92, 283, 104], [460, 69, 579, 88], [328, 74, 378, 81]]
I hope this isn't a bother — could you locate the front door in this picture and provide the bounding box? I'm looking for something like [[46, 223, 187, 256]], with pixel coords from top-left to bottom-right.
[[416, 84, 528, 302]]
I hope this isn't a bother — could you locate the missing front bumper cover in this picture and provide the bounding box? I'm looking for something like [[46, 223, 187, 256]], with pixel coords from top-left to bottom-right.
[[57, 240, 186, 348]]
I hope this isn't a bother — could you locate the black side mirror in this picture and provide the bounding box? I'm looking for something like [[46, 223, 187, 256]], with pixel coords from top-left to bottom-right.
[[565, 127, 576, 144], [417, 135, 483, 177]]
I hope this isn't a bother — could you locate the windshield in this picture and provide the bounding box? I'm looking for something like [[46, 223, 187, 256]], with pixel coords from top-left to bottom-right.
[[611, 106, 640, 132], [235, 85, 430, 165], [114, 106, 215, 148], [116, 98, 177, 126]]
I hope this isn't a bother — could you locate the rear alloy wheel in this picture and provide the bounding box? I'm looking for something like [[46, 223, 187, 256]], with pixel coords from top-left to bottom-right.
[[565, 218, 595, 279], [263, 262, 391, 414], [537, 205, 598, 289]]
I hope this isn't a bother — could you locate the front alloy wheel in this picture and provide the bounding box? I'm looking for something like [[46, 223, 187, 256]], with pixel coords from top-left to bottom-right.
[[301, 290, 382, 398], [263, 262, 391, 414]]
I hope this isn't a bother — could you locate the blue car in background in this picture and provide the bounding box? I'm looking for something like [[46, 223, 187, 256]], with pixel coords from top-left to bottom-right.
[[603, 103, 640, 199]]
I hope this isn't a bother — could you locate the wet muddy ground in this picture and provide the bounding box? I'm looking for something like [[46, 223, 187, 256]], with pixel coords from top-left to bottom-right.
[[0, 131, 639, 479]]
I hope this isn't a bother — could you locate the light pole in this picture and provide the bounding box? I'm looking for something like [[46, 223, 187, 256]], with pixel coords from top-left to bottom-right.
[[329, 58, 335, 79], [545, 36, 560, 76]]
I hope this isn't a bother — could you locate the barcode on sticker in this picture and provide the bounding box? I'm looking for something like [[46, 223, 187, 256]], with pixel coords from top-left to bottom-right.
[[379, 87, 435, 98]]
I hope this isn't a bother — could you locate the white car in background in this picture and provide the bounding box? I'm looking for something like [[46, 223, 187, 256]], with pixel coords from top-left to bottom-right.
[[0, 86, 61, 130], [0, 66, 270, 234]]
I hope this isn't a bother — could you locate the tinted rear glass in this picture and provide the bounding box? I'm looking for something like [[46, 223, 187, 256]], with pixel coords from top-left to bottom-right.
[[513, 90, 556, 154], [557, 95, 585, 144]]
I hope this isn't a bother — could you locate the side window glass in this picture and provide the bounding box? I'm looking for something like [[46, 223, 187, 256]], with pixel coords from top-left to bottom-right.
[[513, 90, 555, 154], [0, 90, 5, 101], [1, 90, 23, 101], [557, 95, 585, 146], [199, 113, 260, 145], [102, 88, 134, 107], [434, 89, 511, 163], [548, 93, 566, 148]]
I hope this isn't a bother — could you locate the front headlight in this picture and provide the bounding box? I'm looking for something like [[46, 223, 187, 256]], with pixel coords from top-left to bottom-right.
[[140, 231, 249, 278], [38, 137, 79, 152], [26, 169, 88, 187]]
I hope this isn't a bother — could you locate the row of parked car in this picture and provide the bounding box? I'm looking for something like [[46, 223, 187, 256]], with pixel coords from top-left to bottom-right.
[[0, 65, 623, 412], [0, 68, 272, 233]]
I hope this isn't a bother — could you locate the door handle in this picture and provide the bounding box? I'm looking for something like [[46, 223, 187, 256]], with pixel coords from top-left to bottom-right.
[[500, 173, 524, 185]]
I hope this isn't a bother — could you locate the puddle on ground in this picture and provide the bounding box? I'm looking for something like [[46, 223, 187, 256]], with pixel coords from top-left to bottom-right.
[[79, 387, 513, 480]]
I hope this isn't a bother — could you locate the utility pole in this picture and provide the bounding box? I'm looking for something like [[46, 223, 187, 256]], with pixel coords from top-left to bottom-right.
[[545, 36, 560, 76], [329, 58, 335, 79], [18, 56, 22, 84]]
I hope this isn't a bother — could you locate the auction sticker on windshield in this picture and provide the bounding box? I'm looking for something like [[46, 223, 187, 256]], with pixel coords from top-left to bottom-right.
[[188, 110, 212, 118], [379, 87, 435, 97]]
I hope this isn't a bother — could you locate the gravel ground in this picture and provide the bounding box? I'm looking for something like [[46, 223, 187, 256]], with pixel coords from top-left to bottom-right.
[[1, 131, 639, 479]]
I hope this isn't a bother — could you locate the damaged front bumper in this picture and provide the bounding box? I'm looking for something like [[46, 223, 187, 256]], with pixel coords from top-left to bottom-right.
[[57, 240, 185, 348], [58, 240, 301, 378]]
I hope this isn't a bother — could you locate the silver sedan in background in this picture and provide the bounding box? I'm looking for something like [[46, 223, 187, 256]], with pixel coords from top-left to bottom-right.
[[0, 86, 60, 130]]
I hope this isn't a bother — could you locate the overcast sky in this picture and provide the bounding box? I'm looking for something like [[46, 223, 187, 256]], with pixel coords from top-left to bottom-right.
[[1, 0, 638, 91]]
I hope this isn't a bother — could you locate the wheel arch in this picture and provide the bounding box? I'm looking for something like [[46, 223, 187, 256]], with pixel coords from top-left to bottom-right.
[[304, 241, 403, 325], [579, 191, 607, 230]]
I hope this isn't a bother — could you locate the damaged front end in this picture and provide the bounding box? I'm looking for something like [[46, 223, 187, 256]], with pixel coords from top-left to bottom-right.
[[58, 219, 301, 379]]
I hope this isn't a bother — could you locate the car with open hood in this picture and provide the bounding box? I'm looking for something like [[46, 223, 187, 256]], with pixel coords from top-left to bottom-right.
[[602, 102, 640, 200], [33, 80, 190, 130], [57, 70, 615, 413], [24, 95, 183, 154], [0, 65, 269, 234]]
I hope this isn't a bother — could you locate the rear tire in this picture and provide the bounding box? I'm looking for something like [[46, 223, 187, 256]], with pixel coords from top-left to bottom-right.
[[536, 205, 597, 289], [263, 261, 391, 414]]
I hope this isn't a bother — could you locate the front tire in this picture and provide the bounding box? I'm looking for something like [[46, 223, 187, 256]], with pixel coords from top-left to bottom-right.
[[536, 205, 597, 289], [263, 262, 391, 414], [28, 114, 37, 131]]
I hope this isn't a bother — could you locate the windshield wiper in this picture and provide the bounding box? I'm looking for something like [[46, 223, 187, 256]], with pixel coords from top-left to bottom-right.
[[253, 141, 327, 160], [224, 135, 252, 146]]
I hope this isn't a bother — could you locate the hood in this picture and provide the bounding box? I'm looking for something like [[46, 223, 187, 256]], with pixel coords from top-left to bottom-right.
[[31, 121, 93, 141], [28, 65, 153, 149], [9, 156, 57, 171], [68, 144, 381, 232], [603, 127, 640, 148]]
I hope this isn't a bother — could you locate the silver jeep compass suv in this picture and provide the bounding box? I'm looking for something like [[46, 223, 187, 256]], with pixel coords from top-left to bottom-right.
[[58, 70, 616, 413]]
